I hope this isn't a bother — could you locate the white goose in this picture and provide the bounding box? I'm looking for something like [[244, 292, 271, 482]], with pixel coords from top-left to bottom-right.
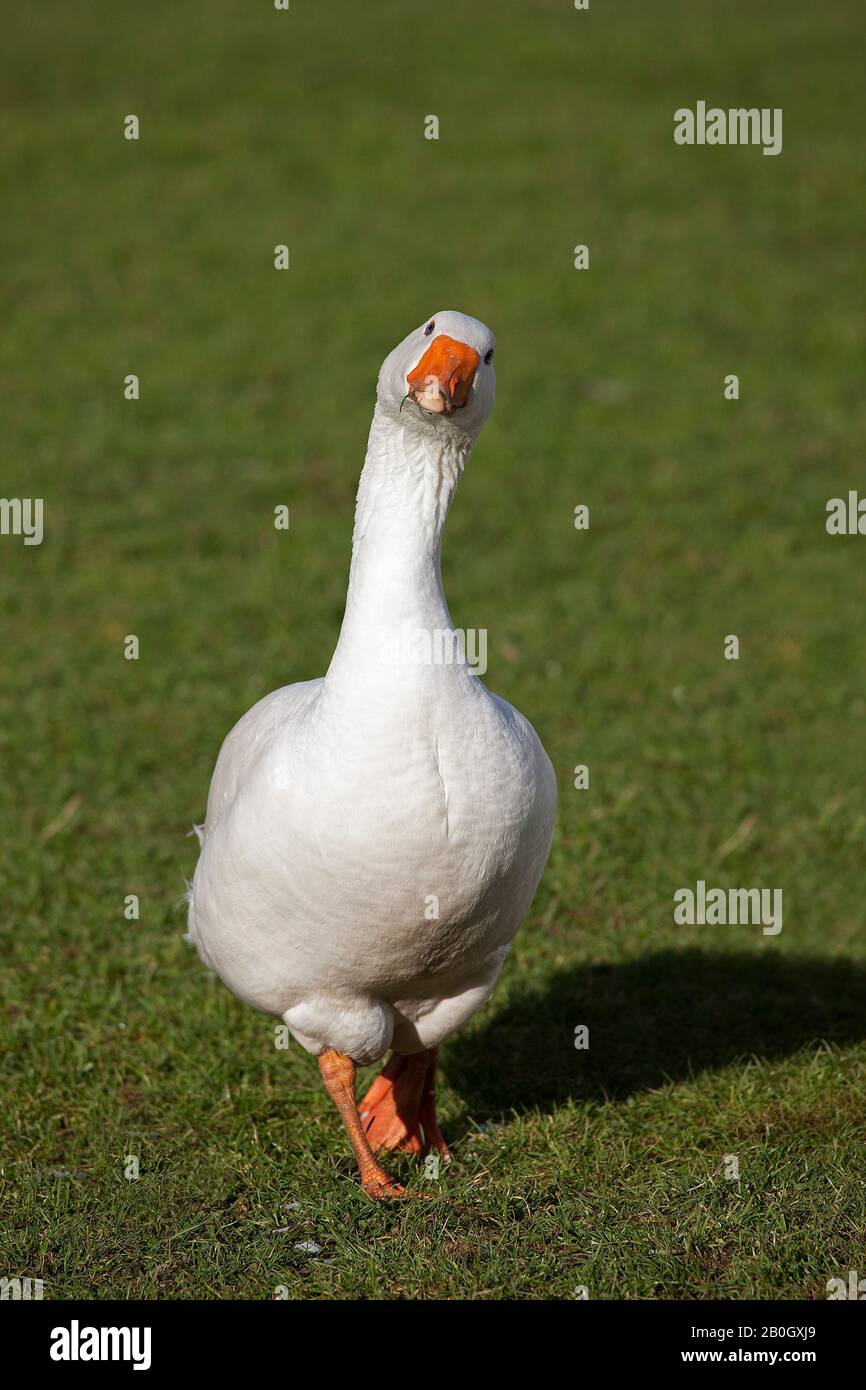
[[188, 310, 557, 1196]]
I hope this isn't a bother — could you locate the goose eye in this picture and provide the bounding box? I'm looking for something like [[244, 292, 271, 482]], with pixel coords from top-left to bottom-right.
[[484, 348, 494, 364], [424, 321, 435, 335]]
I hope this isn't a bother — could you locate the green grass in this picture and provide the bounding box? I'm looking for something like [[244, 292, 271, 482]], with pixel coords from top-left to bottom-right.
[[2, 0, 865, 1299]]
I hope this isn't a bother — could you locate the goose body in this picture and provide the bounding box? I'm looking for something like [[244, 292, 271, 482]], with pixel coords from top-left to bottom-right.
[[187, 310, 556, 1193]]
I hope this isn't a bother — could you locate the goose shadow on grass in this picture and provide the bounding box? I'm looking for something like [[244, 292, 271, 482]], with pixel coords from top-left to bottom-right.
[[443, 948, 866, 1122]]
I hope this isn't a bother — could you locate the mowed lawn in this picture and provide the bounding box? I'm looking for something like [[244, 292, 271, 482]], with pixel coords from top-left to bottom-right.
[[2, 0, 865, 1300]]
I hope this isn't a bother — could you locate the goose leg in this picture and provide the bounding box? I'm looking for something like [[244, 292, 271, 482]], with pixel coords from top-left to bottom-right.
[[358, 1047, 452, 1162], [317, 1049, 407, 1198], [418, 1051, 453, 1163]]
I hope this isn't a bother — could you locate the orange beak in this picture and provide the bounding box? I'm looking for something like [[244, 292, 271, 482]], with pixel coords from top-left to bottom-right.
[[406, 335, 480, 415]]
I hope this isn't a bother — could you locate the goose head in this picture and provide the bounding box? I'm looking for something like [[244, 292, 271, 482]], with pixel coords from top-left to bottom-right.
[[377, 310, 496, 439]]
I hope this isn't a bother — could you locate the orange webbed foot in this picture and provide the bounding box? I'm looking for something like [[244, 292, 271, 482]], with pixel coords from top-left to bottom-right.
[[358, 1048, 451, 1163]]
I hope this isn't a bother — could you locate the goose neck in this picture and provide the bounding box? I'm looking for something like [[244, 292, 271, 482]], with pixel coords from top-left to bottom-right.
[[326, 405, 473, 685]]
